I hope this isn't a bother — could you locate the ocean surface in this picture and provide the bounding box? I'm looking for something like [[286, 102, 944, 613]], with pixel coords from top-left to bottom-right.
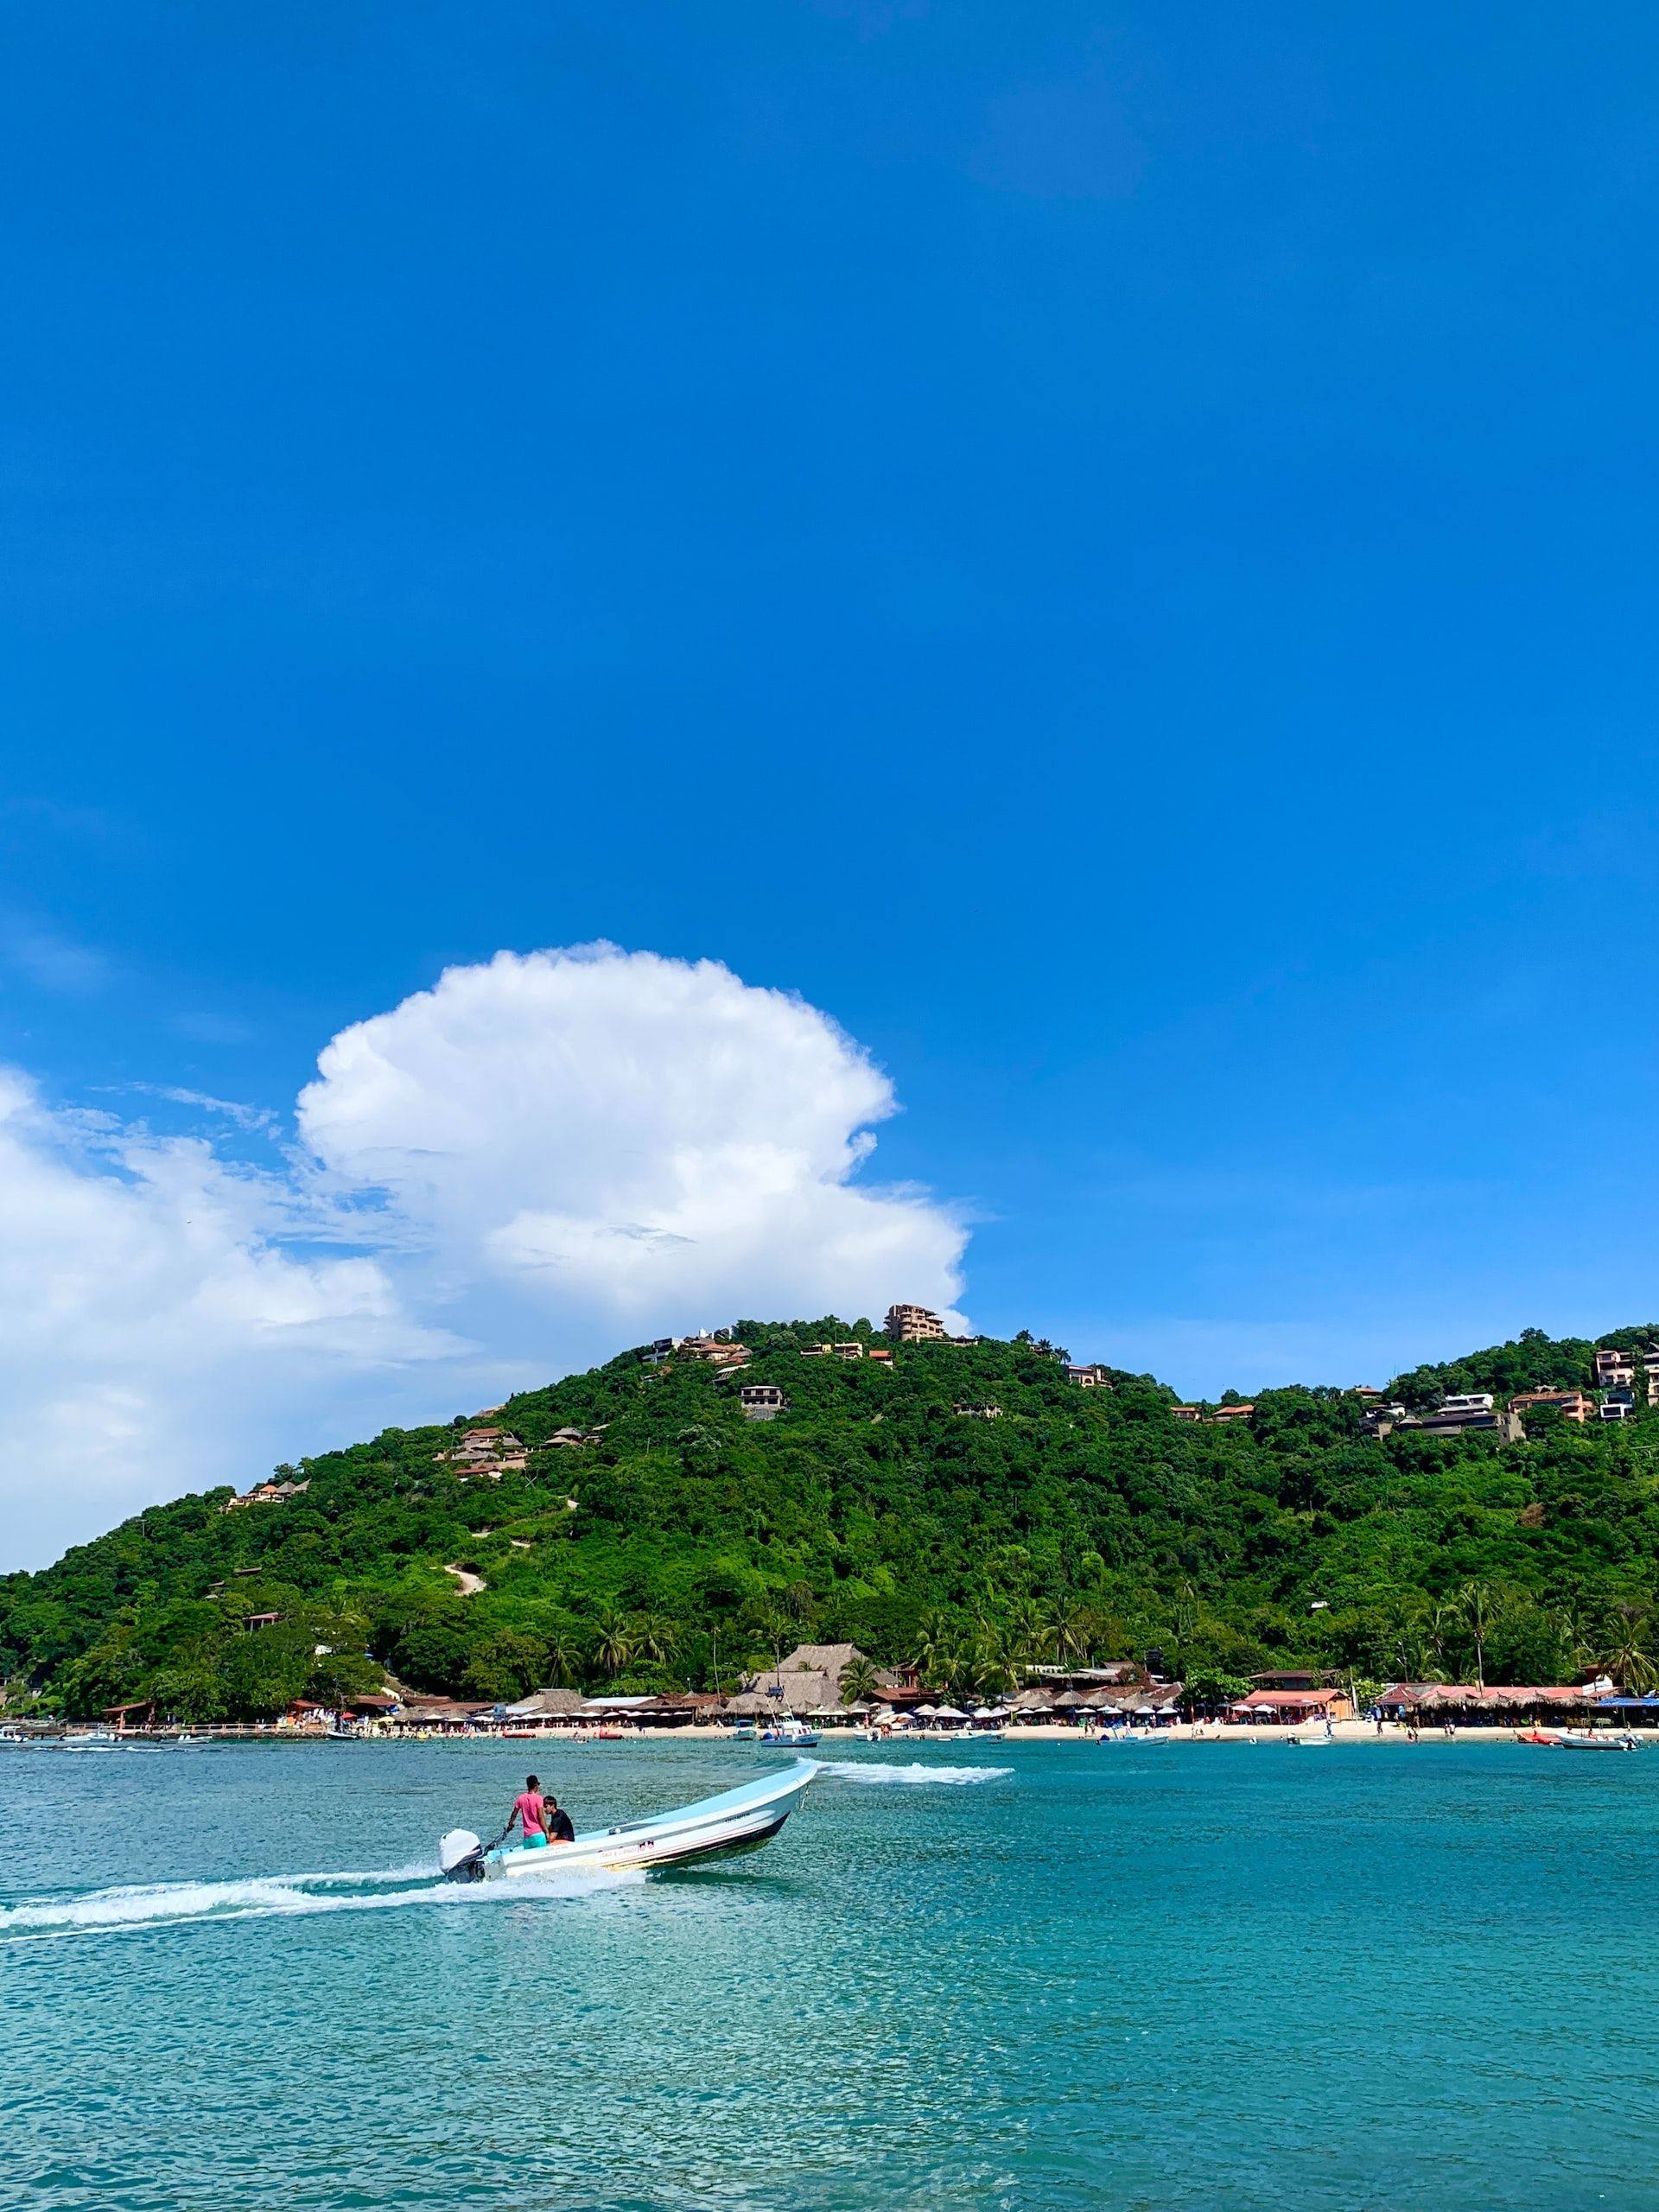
[[3, 1735, 1658, 2210]]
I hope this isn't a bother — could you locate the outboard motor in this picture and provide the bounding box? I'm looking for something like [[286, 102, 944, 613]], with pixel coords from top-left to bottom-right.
[[439, 1827, 486, 1883]]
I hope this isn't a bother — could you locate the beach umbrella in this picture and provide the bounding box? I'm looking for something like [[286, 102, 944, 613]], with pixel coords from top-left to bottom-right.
[[1052, 1691, 1085, 1708], [932, 1704, 969, 1720], [915, 1703, 938, 1717]]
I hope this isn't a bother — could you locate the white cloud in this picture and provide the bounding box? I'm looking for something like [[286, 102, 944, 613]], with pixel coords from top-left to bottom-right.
[[0, 947, 969, 1569], [298, 945, 967, 1331]]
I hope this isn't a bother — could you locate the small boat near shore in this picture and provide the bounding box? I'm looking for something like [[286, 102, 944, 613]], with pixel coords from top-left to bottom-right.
[[760, 1716, 820, 1747], [438, 1758, 819, 1881], [1519, 1727, 1639, 1751]]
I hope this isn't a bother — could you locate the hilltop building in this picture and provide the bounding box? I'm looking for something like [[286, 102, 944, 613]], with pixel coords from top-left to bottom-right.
[[886, 1303, 945, 1343], [220, 1478, 310, 1514], [739, 1383, 787, 1421], [1510, 1389, 1593, 1425], [679, 1332, 751, 1369], [1064, 1363, 1113, 1389]]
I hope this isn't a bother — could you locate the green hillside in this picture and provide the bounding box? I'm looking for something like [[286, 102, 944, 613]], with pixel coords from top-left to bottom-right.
[[4, 1319, 1659, 1720]]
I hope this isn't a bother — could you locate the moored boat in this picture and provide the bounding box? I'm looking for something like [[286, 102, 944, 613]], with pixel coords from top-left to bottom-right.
[[1523, 1728, 1639, 1751], [760, 1716, 820, 1746], [438, 1758, 819, 1882]]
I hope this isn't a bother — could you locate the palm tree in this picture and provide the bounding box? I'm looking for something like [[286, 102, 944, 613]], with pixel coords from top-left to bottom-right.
[[976, 1620, 1027, 1696], [1004, 1599, 1049, 1675], [1457, 1580, 1503, 1688], [839, 1655, 882, 1708], [1052, 1599, 1090, 1667], [1598, 1602, 1657, 1694], [626, 1612, 679, 1669], [543, 1629, 585, 1689], [592, 1607, 636, 1680], [1426, 1601, 1459, 1677], [1554, 1592, 1599, 1668], [912, 1608, 952, 1688], [1170, 1582, 1201, 1673]]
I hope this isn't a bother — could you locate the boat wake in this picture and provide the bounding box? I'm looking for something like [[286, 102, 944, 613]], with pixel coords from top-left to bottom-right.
[[816, 1761, 1011, 1787], [0, 1860, 641, 1946]]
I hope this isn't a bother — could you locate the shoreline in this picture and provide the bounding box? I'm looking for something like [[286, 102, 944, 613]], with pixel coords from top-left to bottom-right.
[[32, 1717, 1651, 1746]]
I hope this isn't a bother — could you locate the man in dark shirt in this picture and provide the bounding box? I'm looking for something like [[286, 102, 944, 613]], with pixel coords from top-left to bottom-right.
[[542, 1795, 576, 1844]]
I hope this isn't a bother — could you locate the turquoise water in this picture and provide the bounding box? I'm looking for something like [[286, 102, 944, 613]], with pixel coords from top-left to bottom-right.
[[3, 1738, 1659, 2209]]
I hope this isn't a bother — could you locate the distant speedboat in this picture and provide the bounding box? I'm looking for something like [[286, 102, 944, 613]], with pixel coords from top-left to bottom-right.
[[439, 1758, 818, 1881]]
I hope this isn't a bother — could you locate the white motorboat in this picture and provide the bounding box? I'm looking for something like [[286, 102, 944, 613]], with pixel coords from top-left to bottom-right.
[[438, 1758, 819, 1882], [760, 1717, 820, 1747], [1541, 1729, 1638, 1751]]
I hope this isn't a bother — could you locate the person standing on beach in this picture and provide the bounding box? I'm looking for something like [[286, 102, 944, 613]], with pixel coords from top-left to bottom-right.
[[509, 1774, 548, 1847]]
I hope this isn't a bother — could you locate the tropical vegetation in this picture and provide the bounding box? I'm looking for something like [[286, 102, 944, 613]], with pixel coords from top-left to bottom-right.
[[4, 1319, 1659, 1722]]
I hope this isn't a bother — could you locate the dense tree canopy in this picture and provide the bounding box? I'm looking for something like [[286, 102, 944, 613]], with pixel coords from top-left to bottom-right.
[[4, 1319, 1658, 1720]]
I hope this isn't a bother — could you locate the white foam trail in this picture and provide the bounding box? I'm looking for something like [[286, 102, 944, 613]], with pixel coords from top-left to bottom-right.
[[0, 1863, 640, 1946], [816, 1761, 1011, 1787]]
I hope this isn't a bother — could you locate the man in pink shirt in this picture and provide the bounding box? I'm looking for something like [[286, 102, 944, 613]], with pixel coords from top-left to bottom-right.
[[508, 1773, 547, 1848]]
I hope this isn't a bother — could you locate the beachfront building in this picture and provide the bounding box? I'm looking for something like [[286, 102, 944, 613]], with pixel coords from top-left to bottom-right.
[[737, 1642, 900, 1715], [1249, 1669, 1344, 1691], [1376, 1681, 1613, 1726], [1230, 1687, 1355, 1725], [1027, 1662, 1151, 1693], [886, 1303, 946, 1343]]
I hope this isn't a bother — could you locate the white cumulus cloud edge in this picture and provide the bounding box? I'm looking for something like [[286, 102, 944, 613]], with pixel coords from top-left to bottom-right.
[[0, 945, 969, 1572]]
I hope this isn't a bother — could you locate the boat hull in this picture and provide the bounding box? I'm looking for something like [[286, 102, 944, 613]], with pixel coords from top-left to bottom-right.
[[482, 1758, 818, 1878]]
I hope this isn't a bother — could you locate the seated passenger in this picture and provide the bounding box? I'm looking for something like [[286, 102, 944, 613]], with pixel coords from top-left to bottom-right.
[[542, 1796, 575, 1844], [510, 1773, 548, 1847]]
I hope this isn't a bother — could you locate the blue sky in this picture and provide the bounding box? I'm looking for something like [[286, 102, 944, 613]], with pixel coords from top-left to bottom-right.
[[2, 3, 1657, 1563]]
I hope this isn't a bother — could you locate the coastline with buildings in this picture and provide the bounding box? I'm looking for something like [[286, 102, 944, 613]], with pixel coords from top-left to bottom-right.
[[8, 1303, 1659, 1745], [17, 1641, 1653, 1749]]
